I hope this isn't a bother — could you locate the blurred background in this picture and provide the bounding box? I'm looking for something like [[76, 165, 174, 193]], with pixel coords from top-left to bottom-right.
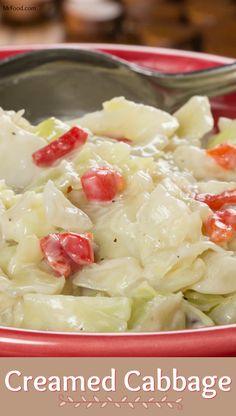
[[0, 0, 235, 57]]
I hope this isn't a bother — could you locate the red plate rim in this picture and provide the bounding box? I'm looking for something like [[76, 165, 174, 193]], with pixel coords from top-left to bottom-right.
[[0, 42, 233, 63]]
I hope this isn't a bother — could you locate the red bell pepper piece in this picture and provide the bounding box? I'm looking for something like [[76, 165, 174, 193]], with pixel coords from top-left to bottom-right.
[[59, 232, 94, 266], [40, 232, 94, 278], [81, 166, 124, 202], [207, 143, 236, 170], [204, 208, 236, 243], [40, 233, 73, 277], [32, 126, 88, 167], [195, 189, 236, 211]]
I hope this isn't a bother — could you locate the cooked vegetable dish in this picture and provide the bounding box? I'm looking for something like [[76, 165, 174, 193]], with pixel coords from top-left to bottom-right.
[[1, 96, 236, 332]]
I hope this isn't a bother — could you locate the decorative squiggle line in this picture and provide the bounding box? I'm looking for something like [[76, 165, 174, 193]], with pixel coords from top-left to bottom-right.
[[58, 394, 183, 410]]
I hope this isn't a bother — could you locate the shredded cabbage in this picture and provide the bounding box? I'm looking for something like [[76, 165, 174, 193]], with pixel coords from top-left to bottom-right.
[[129, 293, 185, 332], [0, 96, 236, 333], [74, 257, 143, 296], [0, 111, 46, 189], [34, 117, 70, 142], [208, 119, 236, 148], [183, 300, 214, 329], [77, 96, 179, 144], [43, 180, 92, 232], [209, 295, 236, 325], [21, 294, 131, 332], [174, 96, 214, 142]]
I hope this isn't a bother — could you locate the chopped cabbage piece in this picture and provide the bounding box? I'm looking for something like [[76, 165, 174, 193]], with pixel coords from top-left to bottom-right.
[[21, 294, 132, 332], [77, 97, 179, 144], [28, 160, 81, 193], [173, 145, 236, 181], [184, 290, 224, 312], [218, 117, 233, 132], [209, 295, 236, 325], [0, 245, 16, 275], [0, 292, 22, 327], [154, 258, 205, 293], [0, 112, 46, 189], [129, 293, 185, 332], [174, 96, 213, 141], [197, 180, 236, 195], [136, 183, 202, 248], [34, 117, 69, 142], [10, 267, 65, 296], [86, 201, 139, 260], [192, 251, 236, 294], [94, 141, 130, 166], [74, 257, 143, 296], [183, 300, 214, 329], [0, 191, 53, 242], [9, 234, 43, 274], [0, 264, 65, 297], [142, 241, 220, 291], [0, 181, 20, 209], [43, 180, 92, 232], [0, 274, 11, 291], [208, 119, 236, 148]]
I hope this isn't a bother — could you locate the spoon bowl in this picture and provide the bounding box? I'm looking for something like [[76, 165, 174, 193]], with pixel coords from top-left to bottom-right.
[[0, 49, 160, 123], [0, 48, 236, 123]]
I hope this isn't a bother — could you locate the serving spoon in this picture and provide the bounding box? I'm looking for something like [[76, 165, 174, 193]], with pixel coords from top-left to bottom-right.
[[0, 48, 236, 123]]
